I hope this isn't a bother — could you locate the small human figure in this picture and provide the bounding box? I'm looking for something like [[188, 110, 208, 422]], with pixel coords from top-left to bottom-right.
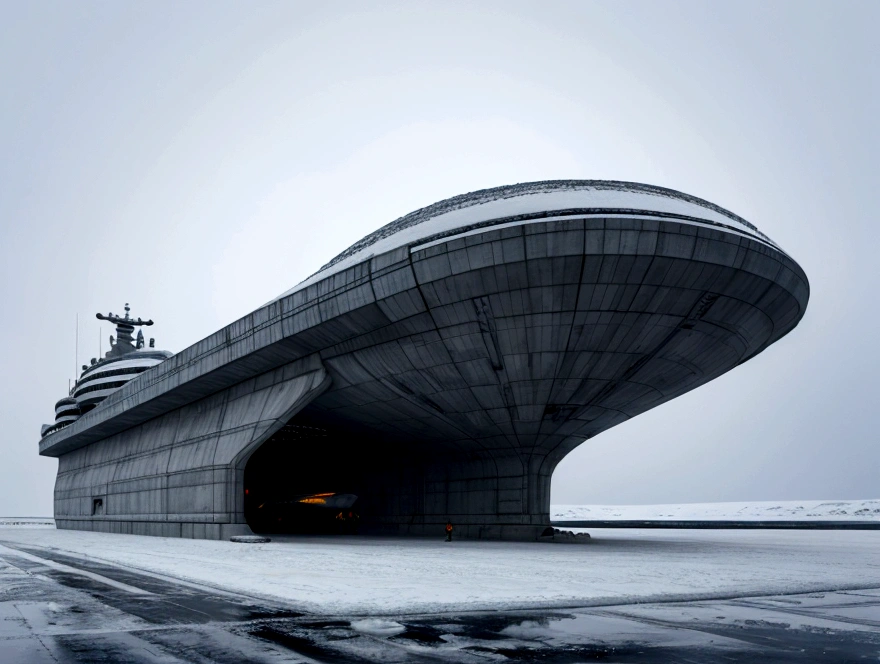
[[445, 520, 453, 542]]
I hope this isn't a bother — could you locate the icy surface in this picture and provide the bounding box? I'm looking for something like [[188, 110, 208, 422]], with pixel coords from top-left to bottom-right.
[[551, 499, 880, 521], [0, 527, 877, 615]]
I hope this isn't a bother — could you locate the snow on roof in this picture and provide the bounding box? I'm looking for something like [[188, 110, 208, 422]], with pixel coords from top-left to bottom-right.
[[273, 180, 777, 302]]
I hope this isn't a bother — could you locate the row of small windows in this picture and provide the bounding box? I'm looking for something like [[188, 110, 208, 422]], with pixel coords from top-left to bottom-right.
[[78, 365, 150, 387], [43, 420, 72, 435], [74, 380, 129, 398]]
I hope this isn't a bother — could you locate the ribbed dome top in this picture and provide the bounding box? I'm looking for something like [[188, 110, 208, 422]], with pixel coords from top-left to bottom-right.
[[274, 180, 778, 302]]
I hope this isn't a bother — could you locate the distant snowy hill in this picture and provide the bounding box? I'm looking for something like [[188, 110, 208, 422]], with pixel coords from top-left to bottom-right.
[[551, 499, 880, 521], [0, 517, 54, 528]]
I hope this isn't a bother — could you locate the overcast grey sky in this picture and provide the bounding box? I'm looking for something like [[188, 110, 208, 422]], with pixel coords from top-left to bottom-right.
[[1, 1, 877, 516]]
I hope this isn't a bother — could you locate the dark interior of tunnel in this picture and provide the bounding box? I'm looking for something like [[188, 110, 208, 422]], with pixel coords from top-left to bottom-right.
[[243, 414, 425, 535]]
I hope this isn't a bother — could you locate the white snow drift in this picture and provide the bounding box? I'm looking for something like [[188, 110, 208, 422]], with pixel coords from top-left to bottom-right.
[[0, 526, 877, 616], [551, 499, 880, 522]]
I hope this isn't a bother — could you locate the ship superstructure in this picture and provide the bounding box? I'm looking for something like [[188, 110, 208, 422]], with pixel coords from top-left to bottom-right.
[[41, 304, 171, 437]]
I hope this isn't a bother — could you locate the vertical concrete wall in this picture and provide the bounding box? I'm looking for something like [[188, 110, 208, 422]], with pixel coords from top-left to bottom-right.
[[379, 455, 552, 540], [54, 355, 329, 539]]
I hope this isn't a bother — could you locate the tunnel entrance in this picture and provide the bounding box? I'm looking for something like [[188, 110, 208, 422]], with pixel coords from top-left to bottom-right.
[[242, 408, 549, 539], [244, 424, 359, 534], [243, 419, 424, 535]]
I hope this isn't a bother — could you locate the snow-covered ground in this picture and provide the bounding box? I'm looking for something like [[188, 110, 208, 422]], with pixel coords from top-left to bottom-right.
[[1, 526, 878, 616], [551, 499, 880, 521]]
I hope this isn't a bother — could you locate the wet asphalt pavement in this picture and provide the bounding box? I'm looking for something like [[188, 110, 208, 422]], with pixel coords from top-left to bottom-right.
[[1, 539, 878, 663]]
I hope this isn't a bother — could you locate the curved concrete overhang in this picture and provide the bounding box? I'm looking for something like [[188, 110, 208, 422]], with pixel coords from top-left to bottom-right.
[[40, 180, 808, 459]]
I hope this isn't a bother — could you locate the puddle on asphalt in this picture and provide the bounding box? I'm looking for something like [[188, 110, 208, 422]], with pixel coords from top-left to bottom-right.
[[6, 543, 879, 663], [249, 624, 368, 663], [299, 619, 352, 629]]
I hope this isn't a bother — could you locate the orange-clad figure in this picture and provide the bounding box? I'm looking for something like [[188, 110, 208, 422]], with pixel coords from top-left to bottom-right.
[[445, 520, 453, 542]]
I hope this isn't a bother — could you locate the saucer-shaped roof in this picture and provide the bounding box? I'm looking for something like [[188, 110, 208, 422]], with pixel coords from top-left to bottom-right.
[[275, 180, 779, 301]]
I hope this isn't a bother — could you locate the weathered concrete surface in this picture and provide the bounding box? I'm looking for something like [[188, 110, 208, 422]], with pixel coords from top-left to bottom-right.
[[41, 182, 809, 540], [54, 356, 328, 538]]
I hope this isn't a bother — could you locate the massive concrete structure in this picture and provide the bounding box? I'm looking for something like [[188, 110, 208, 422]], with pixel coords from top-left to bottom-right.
[[39, 181, 809, 540]]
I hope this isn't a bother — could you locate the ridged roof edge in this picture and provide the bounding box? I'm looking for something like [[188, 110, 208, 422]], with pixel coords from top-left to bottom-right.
[[315, 180, 760, 275]]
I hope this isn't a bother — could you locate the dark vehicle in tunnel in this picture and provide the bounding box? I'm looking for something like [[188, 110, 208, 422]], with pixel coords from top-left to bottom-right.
[[250, 492, 360, 534]]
